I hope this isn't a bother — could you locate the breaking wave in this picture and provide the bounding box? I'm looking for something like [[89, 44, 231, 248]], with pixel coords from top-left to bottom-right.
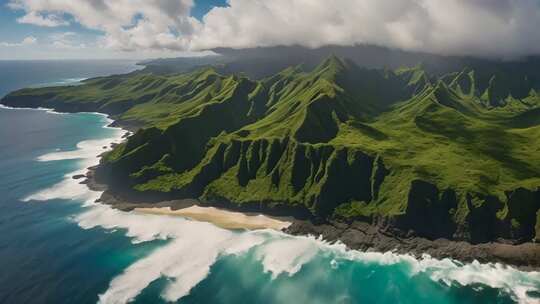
[[22, 109, 540, 304]]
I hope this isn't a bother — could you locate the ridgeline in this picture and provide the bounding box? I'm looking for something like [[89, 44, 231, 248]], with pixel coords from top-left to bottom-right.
[[3, 55, 540, 250]]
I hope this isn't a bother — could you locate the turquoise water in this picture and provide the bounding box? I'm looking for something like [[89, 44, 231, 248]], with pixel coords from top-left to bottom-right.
[[0, 62, 539, 304]]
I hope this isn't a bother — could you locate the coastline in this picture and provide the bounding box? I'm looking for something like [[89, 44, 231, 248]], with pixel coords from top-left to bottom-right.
[[3, 102, 540, 271], [285, 220, 540, 271], [84, 165, 540, 271]]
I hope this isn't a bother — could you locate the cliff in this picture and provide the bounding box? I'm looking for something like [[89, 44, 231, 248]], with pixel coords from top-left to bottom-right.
[[2, 56, 540, 246]]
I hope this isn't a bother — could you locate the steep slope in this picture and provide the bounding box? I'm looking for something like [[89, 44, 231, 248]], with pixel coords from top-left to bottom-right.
[[367, 82, 540, 242], [2, 56, 540, 244], [106, 57, 415, 211], [2, 68, 259, 129]]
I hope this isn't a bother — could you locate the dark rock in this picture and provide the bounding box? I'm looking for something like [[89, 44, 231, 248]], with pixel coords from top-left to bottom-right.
[[6, 92, 538, 270], [395, 180, 457, 240], [286, 218, 540, 270]]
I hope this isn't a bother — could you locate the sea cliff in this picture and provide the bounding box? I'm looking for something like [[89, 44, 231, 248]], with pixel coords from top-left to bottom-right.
[[2, 56, 540, 268]]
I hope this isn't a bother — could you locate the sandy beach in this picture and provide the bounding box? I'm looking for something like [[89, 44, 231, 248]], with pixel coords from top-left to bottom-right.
[[134, 205, 291, 231]]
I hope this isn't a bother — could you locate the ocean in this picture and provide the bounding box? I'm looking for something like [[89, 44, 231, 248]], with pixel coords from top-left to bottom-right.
[[0, 60, 538, 304]]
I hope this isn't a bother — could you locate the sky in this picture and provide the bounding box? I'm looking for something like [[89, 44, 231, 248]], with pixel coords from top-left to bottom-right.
[[0, 0, 540, 60], [0, 0, 227, 59]]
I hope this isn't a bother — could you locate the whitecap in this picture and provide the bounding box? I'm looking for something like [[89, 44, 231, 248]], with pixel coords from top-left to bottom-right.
[[91, 210, 267, 303], [0, 104, 56, 112], [20, 114, 268, 303], [37, 138, 117, 162], [97, 219, 232, 304], [20, 109, 540, 304], [313, 241, 540, 304], [253, 235, 319, 278]]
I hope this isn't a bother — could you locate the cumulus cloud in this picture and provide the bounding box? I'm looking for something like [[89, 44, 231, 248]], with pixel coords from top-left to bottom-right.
[[8, 0, 197, 51], [7, 0, 540, 58], [195, 0, 540, 58], [17, 11, 69, 27], [50, 32, 87, 49], [0, 36, 37, 47]]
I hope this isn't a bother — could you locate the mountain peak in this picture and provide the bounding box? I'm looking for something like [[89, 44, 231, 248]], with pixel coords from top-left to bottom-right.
[[447, 68, 476, 96], [278, 64, 304, 76], [315, 54, 348, 73]]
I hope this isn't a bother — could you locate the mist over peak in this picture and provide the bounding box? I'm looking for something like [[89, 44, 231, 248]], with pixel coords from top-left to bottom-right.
[[6, 0, 540, 59]]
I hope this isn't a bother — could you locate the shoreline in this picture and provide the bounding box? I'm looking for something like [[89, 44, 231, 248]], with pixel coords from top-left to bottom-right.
[[285, 219, 540, 272], [86, 163, 540, 271], [3, 103, 540, 271], [86, 161, 540, 272]]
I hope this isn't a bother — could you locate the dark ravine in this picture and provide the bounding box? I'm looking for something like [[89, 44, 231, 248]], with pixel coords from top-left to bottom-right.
[[84, 148, 540, 271], [2, 100, 539, 270], [2, 55, 540, 270], [90, 178, 540, 271]]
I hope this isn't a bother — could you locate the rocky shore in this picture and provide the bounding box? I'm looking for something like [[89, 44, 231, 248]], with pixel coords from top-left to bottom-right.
[[285, 220, 540, 271], [84, 158, 540, 271], [4, 100, 540, 271]]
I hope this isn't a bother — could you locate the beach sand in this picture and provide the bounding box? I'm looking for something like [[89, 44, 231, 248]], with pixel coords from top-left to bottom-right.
[[134, 206, 291, 231]]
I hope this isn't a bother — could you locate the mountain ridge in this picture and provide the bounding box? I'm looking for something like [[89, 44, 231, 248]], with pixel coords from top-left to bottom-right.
[[2, 56, 540, 248]]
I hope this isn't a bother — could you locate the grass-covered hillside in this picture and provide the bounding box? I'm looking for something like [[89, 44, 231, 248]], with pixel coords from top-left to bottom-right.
[[3, 56, 540, 243]]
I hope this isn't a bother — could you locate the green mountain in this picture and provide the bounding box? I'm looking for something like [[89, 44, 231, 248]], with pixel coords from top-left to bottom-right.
[[3, 56, 540, 244]]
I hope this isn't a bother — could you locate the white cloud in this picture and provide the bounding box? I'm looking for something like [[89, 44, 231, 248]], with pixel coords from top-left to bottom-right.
[[6, 0, 540, 58], [0, 36, 37, 47], [17, 11, 69, 27], [8, 0, 197, 51], [50, 32, 87, 49], [194, 0, 540, 58], [51, 40, 84, 49], [21, 36, 37, 44]]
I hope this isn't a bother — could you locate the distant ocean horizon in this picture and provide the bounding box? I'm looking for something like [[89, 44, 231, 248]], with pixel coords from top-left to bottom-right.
[[0, 60, 142, 97], [0, 60, 539, 304]]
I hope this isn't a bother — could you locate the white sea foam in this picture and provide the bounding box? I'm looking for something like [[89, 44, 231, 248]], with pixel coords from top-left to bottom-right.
[[253, 235, 319, 278], [21, 109, 540, 304], [314, 242, 540, 304], [416, 257, 540, 304], [77, 199, 275, 303], [0, 103, 119, 118], [97, 218, 234, 304], [85, 207, 268, 303], [0, 104, 17, 110], [18, 110, 269, 302], [37, 138, 115, 162], [22, 113, 124, 202], [0, 104, 58, 113], [23, 174, 98, 202], [57, 77, 87, 84], [30, 77, 87, 88]]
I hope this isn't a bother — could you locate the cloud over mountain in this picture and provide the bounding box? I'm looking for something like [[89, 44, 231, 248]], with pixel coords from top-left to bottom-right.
[[7, 0, 540, 58]]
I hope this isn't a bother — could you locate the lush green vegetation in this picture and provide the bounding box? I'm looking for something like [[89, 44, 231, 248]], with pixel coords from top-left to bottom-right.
[[3, 56, 540, 242]]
